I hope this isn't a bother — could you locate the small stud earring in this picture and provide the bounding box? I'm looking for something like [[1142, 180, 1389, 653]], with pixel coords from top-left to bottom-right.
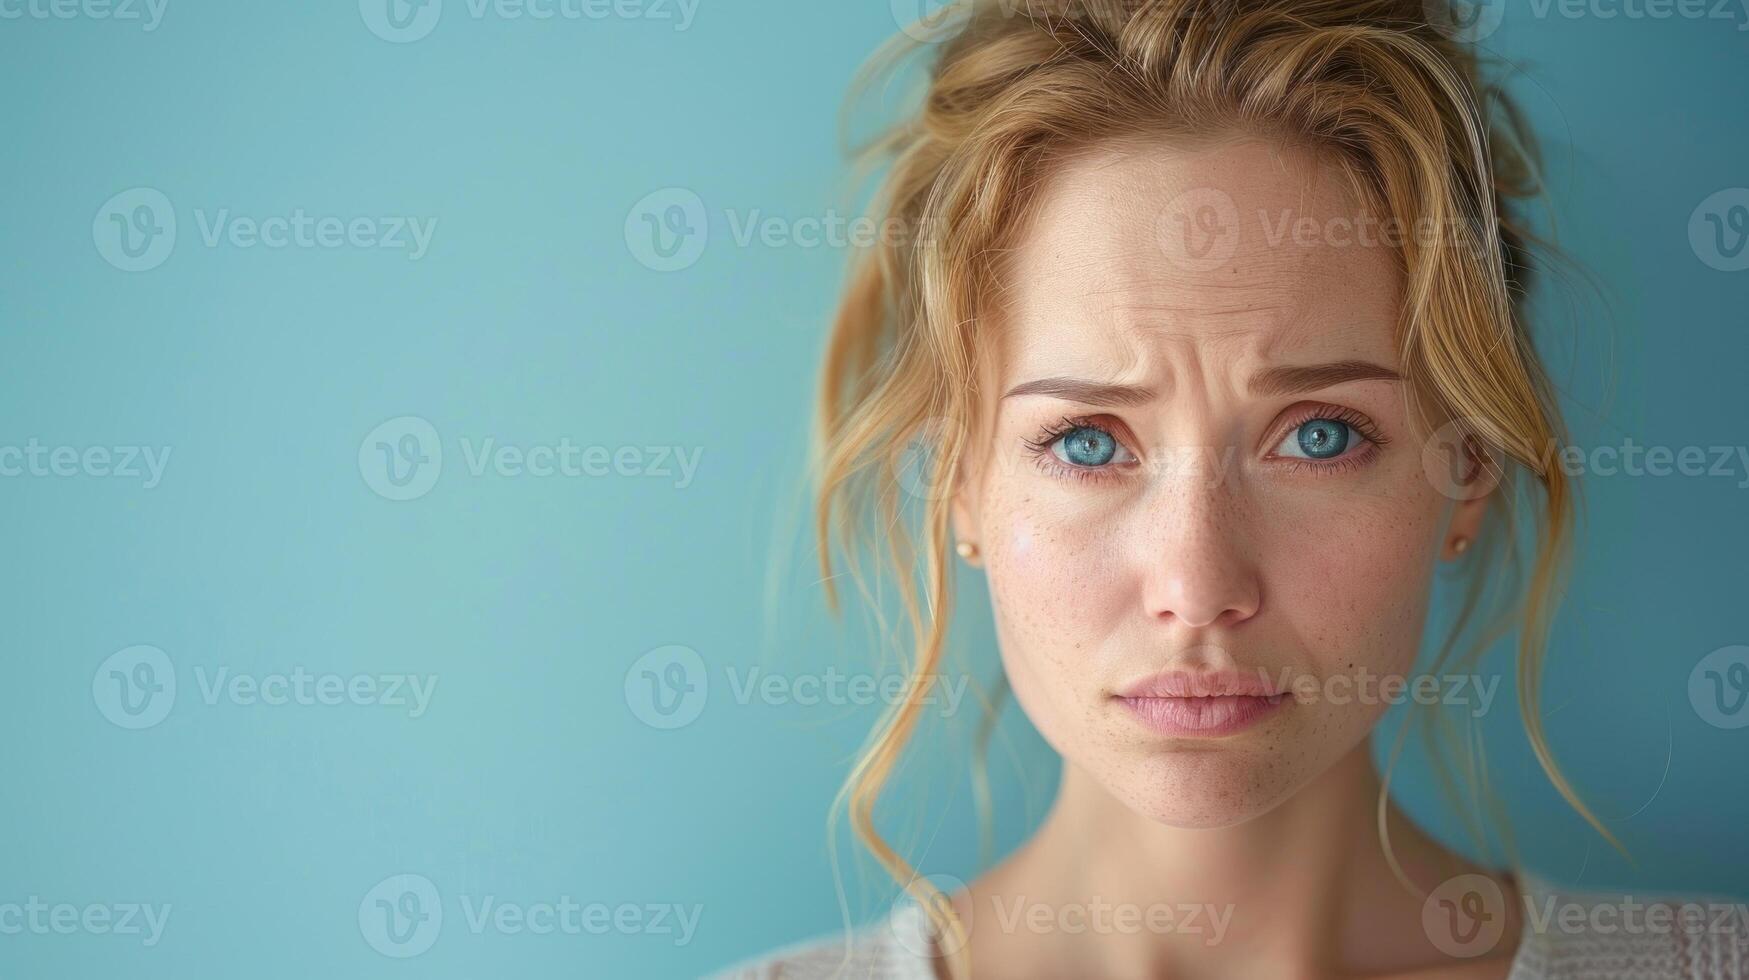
[[955, 541, 979, 562], [1452, 537, 1470, 556]]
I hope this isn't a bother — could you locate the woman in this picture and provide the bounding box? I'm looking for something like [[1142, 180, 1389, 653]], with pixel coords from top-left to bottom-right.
[[721, 1, 1745, 976]]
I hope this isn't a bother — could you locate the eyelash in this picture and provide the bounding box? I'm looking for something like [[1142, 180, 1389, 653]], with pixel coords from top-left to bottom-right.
[[1022, 405, 1389, 481], [1023, 414, 1134, 483], [1269, 404, 1389, 477]]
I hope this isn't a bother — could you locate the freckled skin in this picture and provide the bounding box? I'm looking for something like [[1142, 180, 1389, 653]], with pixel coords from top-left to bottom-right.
[[954, 137, 1473, 831]]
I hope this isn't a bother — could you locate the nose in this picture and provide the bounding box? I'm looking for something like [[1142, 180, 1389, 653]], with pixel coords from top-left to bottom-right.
[[1138, 477, 1262, 629]]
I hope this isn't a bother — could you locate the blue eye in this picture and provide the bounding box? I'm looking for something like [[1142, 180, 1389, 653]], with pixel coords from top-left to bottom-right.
[[1281, 418, 1355, 460], [1053, 425, 1121, 467]]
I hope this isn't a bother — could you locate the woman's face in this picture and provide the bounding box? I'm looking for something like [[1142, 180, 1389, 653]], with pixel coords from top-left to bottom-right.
[[952, 137, 1489, 828]]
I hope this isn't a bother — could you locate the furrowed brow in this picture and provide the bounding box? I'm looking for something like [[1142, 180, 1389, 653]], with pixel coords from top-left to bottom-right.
[[1247, 360, 1401, 398], [1001, 377, 1157, 407]]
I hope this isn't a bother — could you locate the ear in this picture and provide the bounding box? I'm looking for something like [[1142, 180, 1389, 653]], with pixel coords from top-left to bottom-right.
[[949, 434, 984, 567], [1441, 433, 1500, 560], [951, 413, 993, 567]]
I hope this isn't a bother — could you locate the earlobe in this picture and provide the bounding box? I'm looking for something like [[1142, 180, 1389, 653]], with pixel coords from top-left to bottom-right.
[[1435, 432, 1500, 562], [951, 490, 982, 566], [1443, 494, 1488, 561]]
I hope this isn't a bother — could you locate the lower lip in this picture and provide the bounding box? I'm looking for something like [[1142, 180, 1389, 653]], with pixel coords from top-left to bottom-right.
[[1116, 694, 1288, 737]]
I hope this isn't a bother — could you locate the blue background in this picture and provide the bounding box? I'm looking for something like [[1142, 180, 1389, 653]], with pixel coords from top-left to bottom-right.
[[0, 2, 1744, 977]]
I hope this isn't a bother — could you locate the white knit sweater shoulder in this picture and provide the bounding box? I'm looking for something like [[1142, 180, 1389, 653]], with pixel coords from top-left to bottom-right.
[[712, 873, 1747, 979]]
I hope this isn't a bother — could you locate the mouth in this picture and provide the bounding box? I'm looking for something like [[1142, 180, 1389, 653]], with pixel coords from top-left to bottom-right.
[[1112, 668, 1290, 738]]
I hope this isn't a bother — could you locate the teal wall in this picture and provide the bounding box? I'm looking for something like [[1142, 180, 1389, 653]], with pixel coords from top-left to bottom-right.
[[0, 3, 1744, 977]]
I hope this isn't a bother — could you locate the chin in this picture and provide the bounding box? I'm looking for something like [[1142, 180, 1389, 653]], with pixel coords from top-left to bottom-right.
[[1091, 747, 1316, 829]]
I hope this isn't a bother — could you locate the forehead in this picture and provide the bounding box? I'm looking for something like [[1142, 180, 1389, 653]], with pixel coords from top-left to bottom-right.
[[996, 137, 1404, 382]]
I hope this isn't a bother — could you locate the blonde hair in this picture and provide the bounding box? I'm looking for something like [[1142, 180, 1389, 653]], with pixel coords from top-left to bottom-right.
[[812, 1, 1610, 973]]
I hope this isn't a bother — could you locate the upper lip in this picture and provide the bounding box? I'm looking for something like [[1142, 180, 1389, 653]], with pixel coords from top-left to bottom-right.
[[1114, 668, 1284, 699]]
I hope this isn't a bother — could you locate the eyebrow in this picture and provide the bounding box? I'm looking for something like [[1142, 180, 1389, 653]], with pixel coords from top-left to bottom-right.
[[1247, 360, 1402, 397], [1000, 377, 1157, 406], [1001, 360, 1401, 405]]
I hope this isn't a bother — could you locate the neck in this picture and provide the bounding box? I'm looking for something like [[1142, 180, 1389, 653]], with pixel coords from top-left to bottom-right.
[[965, 739, 1516, 979]]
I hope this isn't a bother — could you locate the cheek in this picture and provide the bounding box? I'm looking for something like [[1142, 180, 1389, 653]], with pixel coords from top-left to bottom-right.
[[979, 483, 1132, 651], [973, 479, 1135, 749], [1265, 483, 1445, 678]]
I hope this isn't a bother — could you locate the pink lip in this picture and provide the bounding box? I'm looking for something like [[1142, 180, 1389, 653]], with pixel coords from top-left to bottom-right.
[[1113, 669, 1289, 737]]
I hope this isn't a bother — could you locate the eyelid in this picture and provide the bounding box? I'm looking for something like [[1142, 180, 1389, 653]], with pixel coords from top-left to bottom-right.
[[1265, 402, 1388, 454], [1024, 415, 1142, 481], [1025, 413, 1142, 458]]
